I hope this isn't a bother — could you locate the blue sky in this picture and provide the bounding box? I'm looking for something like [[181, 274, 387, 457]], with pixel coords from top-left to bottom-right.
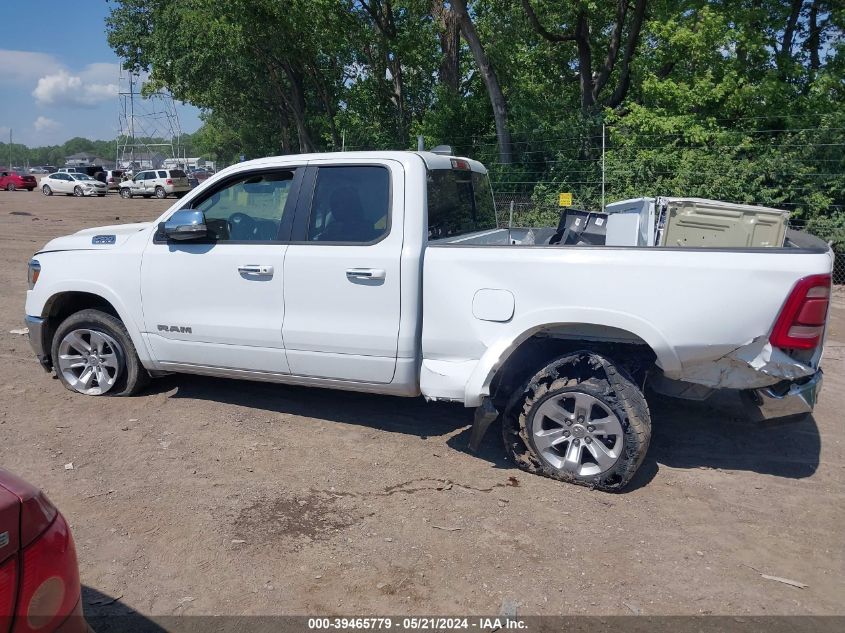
[[0, 1, 202, 147]]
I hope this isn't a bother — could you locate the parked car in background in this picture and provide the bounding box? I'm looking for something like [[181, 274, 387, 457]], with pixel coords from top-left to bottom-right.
[[0, 469, 90, 632], [29, 166, 51, 174], [58, 168, 85, 175], [41, 173, 107, 197], [101, 170, 125, 191], [0, 170, 37, 191], [119, 169, 190, 199]]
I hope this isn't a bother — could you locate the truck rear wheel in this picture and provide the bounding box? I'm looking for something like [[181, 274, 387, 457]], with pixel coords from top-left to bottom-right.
[[502, 352, 651, 492], [51, 309, 150, 397]]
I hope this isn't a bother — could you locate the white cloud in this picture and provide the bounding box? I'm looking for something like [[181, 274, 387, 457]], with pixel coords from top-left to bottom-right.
[[32, 68, 119, 108], [33, 116, 59, 132], [1, 50, 124, 109], [0, 50, 58, 83]]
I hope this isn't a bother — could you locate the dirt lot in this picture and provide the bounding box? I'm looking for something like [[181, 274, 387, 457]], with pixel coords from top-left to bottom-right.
[[1, 190, 844, 619]]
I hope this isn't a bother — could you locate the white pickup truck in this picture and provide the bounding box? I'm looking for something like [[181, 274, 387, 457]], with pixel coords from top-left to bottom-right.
[[24, 151, 833, 491]]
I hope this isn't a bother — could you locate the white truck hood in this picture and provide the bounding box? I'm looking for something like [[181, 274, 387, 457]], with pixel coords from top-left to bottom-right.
[[36, 222, 152, 254]]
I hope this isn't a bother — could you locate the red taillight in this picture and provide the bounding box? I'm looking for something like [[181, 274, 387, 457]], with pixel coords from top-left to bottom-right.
[[450, 158, 470, 170], [770, 274, 831, 350], [13, 513, 80, 633], [166, 178, 173, 185]]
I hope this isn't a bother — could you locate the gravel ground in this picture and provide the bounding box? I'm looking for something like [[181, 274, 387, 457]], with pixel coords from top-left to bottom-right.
[[1, 190, 843, 620]]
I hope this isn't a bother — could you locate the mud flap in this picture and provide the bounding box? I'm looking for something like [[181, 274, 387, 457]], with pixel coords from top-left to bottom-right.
[[468, 397, 499, 451]]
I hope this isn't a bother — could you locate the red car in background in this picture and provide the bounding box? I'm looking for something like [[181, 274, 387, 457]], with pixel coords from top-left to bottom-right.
[[0, 171, 37, 192], [0, 470, 90, 633]]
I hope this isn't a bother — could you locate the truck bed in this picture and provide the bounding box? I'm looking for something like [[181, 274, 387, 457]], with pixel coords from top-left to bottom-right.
[[422, 228, 833, 405]]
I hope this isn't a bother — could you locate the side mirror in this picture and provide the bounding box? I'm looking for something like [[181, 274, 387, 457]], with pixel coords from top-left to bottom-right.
[[163, 209, 207, 241]]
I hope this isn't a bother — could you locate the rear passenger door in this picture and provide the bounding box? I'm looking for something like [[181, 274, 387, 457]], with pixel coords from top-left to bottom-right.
[[282, 160, 404, 383]]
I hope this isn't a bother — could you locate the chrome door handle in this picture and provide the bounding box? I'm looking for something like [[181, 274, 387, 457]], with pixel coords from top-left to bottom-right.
[[238, 265, 274, 276], [346, 268, 386, 280]]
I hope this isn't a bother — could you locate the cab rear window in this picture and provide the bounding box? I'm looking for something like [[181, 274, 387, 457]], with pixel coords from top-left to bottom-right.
[[427, 169, 497, 241]]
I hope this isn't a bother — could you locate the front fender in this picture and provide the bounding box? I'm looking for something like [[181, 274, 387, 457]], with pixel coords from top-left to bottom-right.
[[462, 307, 680, 407], [27, 279, 153, 364]]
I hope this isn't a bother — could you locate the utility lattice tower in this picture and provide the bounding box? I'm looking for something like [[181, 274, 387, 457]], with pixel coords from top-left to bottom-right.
[[116, 68, 183, 170]]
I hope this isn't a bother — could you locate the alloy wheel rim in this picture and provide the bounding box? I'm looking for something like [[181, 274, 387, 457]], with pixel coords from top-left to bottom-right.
[[57, 329, 123, 395], [530, 391, 624, 477]]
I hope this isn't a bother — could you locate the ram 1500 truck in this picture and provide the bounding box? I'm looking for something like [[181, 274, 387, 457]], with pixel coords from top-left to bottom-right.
[[24, 151, 833, 491]]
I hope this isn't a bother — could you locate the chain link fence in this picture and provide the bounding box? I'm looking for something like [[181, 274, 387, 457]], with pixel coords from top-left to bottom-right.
[[491, 192, 845, 284]]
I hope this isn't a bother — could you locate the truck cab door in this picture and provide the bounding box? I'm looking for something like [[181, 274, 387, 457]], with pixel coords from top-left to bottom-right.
[[282, 160, 403, 383], [139, 166, 303, 374]]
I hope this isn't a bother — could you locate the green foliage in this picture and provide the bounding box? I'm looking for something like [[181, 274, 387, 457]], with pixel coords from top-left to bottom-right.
[[19, 1, 845, 235]]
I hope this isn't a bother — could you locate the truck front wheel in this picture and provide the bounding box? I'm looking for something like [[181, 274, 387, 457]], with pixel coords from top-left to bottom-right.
[[51, 309, 150, 396], [502, 352, 651, 492]]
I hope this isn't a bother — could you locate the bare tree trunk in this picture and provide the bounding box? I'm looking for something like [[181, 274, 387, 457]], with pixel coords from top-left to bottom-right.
[[432, 0, 461, 93], [283, 64, 315, 153], [605, 0, 647, 108], [361, 0, 408, 142], [389, 55, 408, 138], [574, 10, 594, 115], [777, 0, 803, 77], [308, 63, 341, 149], [806, 0, 821, 77], [451, 0, 513, 164]]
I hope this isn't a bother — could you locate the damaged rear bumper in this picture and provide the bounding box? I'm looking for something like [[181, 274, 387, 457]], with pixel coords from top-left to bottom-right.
[[742, 370, 823, 421]]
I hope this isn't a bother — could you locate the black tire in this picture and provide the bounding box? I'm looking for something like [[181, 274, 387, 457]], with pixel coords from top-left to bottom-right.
[[42, 185, 52, 196], [154, 186, 167, 199], [502, 352, 651, 492], [51, 309, 150, 397], [7, 183, 15, 192], [73, 186, 83, 197], [120, 188, 132, 199], [97, 194, 106, 197]]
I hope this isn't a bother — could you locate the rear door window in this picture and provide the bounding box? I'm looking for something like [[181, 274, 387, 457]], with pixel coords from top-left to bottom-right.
[[305, 166, 390, 243]]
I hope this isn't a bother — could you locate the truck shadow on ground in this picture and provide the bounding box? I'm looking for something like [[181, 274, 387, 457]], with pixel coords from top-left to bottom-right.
[[154, 375, 821, 491], [82, 586, 166, 632], [83, 586, 291, 632]]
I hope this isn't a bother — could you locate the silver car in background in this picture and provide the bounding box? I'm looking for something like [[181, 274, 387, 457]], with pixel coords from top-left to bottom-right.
[[41, 172, 108, 197]]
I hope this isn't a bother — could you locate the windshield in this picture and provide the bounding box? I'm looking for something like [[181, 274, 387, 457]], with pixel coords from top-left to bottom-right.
[[427, 168, 497, 241]]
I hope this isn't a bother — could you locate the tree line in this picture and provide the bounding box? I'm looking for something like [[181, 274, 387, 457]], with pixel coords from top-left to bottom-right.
[[104, 0, 841, 243]]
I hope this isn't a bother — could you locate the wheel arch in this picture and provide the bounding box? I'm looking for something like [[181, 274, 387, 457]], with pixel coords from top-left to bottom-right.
[[39, 289, 151, 366], [464, 311, 681, 408]]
